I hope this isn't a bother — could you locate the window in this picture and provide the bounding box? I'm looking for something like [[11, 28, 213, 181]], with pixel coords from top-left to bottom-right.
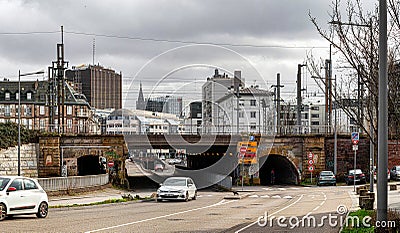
[[27, 92, 32, 100], [39, 106, 45, 115], [239, 112, 244, 118], [67, 106, 73, 115], [67, 119, 72, 129], [16, 93, 19, 100], [5, 92, 10, 100], [250, 111, 257, 118], [311, 106, 319, 111], [250, 125, 257, 130], [9, 179, 23, 191], [5, 106, 10, 116], [250, 99, 256, 106], [311, 114, 319, 118], [23, 179, 38, 190], [24, 105, 32, 116], [311, 121, 320, 125], [40, 119, 46, 130]]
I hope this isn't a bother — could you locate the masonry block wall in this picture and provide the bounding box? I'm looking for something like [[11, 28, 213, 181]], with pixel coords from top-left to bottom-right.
[[0, 143, 39, 177]]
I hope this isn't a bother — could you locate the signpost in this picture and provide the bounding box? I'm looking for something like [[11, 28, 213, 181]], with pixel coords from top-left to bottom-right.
[[308, 152, 314, 184], [351, 132, 359, 192]]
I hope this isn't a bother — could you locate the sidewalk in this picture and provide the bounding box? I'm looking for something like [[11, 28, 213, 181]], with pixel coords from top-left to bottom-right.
[[48, 187, 155, 207]]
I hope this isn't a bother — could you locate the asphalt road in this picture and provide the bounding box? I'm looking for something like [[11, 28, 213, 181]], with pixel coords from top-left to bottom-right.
[[0, 185, 356, 233]]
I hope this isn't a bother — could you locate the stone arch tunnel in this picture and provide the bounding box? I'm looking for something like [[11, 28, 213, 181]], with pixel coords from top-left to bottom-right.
[[259, 154, 300, 185]]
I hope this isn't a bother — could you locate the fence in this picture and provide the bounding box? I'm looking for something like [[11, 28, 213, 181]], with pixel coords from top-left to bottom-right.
[[37, 174, 109, 192]]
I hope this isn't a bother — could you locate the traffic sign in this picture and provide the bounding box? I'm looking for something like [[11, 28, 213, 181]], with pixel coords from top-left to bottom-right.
[[308, 165, 315, 172], [307, 152, 314, 160], [308, 159, 314, 165], [240, 147, 247, 153], [107, 160, 114, 168], [352, 145, 358, 151], [351, 132, 359, 145]]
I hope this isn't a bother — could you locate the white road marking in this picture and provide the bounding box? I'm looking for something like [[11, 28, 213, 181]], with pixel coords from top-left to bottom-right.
[[283, 196, 293, 199], [278, 188, 286, 191], [85, 199, 237, 233], [262, 188, 270, 191], [249, 195, 259, 198], [235, 194, 304, 233], [260, 195, 270, 198], [271, 195, 281, 199]]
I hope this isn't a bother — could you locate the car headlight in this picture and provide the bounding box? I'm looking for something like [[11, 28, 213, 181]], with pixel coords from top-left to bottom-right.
[[179, 190, 185, 194]]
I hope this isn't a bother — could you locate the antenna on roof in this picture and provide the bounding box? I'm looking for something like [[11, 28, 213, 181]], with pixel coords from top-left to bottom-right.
[[92, 37, 96, 66]]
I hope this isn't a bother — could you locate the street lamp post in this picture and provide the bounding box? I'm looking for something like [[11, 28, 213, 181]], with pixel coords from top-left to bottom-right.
[[18, 70, 44, 176], [329, 19, 374, 191]]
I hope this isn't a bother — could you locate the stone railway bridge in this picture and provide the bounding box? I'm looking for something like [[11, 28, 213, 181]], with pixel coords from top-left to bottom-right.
[[36, 134, 398, 187]]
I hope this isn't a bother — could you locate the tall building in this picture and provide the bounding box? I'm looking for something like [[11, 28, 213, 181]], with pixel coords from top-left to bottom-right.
[[202, 69, 244, 133], [65, 64, 122, 110]]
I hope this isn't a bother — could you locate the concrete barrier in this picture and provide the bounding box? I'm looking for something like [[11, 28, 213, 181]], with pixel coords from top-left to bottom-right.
[[37, 174, 109, 192]]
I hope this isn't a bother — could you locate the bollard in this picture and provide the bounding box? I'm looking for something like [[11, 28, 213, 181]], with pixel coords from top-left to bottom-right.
[[390, 184, 397, 191], [360, 189, 368, 196], [363, 198, 374, 210]]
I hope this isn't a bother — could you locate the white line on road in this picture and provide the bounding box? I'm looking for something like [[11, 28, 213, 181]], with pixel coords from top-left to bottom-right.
[[85, 199, 237, 233], [235, 194, 304, 233]]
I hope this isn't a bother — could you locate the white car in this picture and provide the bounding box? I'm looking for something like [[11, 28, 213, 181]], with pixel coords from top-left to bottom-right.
[[0, 176, 49, 221], [156, 177, 197, 202]]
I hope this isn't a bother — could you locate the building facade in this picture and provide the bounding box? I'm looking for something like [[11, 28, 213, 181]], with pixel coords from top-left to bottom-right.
[[216, 87, 274, 134], [202, 69, 244, 133], [65, 64, 122, 110], [0, 79, 97, 134]]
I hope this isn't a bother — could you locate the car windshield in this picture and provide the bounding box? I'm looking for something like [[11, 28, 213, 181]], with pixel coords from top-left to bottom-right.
[[163, 178, 186, 186], [0, 177, 11, 191], [320, 171, 333, 176]]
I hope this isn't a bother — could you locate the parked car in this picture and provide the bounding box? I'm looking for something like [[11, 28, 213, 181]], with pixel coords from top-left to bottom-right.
[[0, 176, 49, 221], [373, 166, 390, 182], [345, 169, 366, 185], [390, 166, 400, 181], [156, 177, 197, 202], [317, 171, 336, 186]]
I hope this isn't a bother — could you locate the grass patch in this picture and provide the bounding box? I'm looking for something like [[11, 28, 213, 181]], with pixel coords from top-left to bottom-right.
[[50, 198, 129, 208], [341, 209, 375, 233]]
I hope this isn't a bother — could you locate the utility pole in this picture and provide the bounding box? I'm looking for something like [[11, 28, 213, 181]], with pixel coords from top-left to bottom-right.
[[377, 0, 388, 223], [325, 59, 332, 134], [271, 73, 284, 135], [56, 26, 68, 134], [297, 64, 306, 134]]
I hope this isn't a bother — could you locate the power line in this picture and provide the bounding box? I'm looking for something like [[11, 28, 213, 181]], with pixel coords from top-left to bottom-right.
[[64, 30, 327, 49]]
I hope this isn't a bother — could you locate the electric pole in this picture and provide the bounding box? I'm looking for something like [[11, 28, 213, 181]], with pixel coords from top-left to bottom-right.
[[297, 64, 306, 134], [271, 73, 284, 135]]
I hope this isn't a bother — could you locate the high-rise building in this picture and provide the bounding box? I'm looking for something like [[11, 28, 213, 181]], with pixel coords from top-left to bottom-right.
[[202, 69, 244, 133], [65, 64, 122, 110]]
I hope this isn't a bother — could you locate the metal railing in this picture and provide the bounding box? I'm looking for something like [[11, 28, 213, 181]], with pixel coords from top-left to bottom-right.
[[37, 174, 109, 192]]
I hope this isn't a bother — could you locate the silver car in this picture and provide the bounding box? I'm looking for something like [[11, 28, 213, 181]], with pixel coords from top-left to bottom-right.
[[156, 177, 197, 202]]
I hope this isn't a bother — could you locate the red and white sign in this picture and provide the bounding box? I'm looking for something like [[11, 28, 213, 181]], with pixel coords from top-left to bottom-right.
[[351, 132, 359, 145], [308, 159, 314, 165], [240, 147, 247, 153], [308, 165, 315, 172], [308, 152, 314, 160], [107, 160, 114, 168]]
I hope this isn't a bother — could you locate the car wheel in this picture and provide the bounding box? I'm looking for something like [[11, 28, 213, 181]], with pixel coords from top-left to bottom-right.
[[36, 202, 48, 218], [185, 192, 189, 202], [192, 191, 197, 200], [0, 203, 6, 221]]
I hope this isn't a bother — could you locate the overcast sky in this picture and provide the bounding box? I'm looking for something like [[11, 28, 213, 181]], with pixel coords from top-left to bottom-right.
[[0, 0, 376, 109]]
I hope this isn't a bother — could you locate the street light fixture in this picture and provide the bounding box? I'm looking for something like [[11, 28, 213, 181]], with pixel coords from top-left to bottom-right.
[[329, 18, 374, 192], [18, 70, 45, 176]]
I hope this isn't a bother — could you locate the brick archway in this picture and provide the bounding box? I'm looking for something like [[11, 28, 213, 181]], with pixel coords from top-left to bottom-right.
[[259, 154, 300, 185]]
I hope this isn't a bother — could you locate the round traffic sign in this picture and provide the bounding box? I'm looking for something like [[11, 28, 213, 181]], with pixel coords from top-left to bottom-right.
[[308, 159, 314, 165], [108, 160, 114, 167], [240, 147, 247, 153], [308, 165, 315, 172], [308, 152, 313, 160]]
